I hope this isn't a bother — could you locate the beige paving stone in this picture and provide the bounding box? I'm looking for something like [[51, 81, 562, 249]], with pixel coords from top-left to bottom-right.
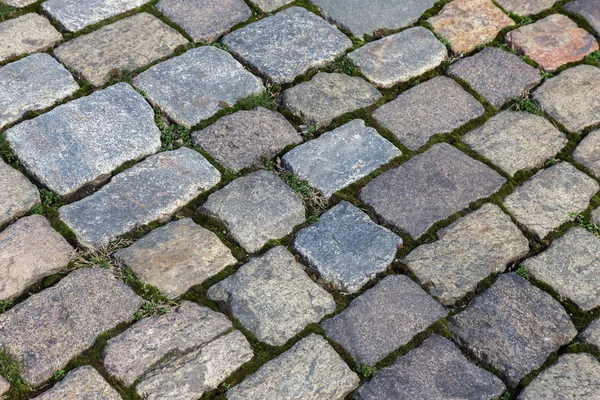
[[33, 366, 121, 400], [0, 160, 39, 227], [0, 14, 62, 63]]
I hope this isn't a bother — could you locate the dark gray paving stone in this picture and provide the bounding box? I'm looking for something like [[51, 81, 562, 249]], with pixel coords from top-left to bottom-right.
[[574, 129, 600, 177], [581, 316, 600, 351], [449, 273, 577, 387], [0, 160, 39, 227], [496, 0, 558, 16], [33, 366, 121, 400], [565, 0, 600, 36], [293, 201, 402, 293], [373, 76, 484, 149], [247, 0, 293, 12], [223, 7, 352, 83], [0, 14, 62, 63], [361, 143, 506, 238]]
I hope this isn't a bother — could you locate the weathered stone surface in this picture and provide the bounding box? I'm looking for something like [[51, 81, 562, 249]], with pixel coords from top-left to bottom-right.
[[361, 143, 506, 238], [208, 246, 335, 346], [60, 148, 220, 249], [348, 27, 447, 88], [575, 129, 600, 177], [6, 83, 161, 197], [532, 65, 600, 132], [156, 0, 251, 44], [293, 201, 402, 293], [3, 0, 36, 7], [114, 218, 236, 298], [281, 72, 382, 129], [503, 162, 598, 238], [201, 170, 305, 253], [223, 7, 352, 83], [322, 275, 446, 365], [282, 119, 400, 197], [446, 47, 541, 108], [248, 0, 292, 12], [357, 334, 505, 400], [463, 111, 567, 176], [0, 160, 39, 227], [0, 13, 62, 63], [429, 0, 513, 54], [134, 47, 264, 128], [581, 316, 600, 350], [405, 204, 529, 306], [450, 273, 577, 387], [505, 14, 598, 71], [0, 377, 8, 396], [566, 0, 600, 36], [0, 268, 142, 386], [54, 13, 187, 86], [227, 334, 359, 400], [34, 366, 121, 400], [496, 0, 557, 15], [373, 76, 484, 149], [192, 107, 301, 171]]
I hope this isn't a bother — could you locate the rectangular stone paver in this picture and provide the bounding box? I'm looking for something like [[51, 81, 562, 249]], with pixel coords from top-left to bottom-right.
[[496, 0, 557, 16], [33, 366, 121, 400], [574, 129, 600, 177], [565, 0, 600, 36], [0, 13, 62, 63], [0, 160, 39, 227], [581, 316, 600, 351]]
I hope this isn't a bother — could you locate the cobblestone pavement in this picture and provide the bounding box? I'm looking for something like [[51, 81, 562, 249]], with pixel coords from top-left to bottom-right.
[[1, 0, 600, 399]]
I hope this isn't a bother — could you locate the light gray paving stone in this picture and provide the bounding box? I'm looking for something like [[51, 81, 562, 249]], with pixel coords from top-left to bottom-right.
[[282, 119, 400, 197], [496, 0, 558, 16], [208, 246, 336, 346], [3, 0, 37, 7], [222, 7, 352, 83], [581, 316, 600, 351], [33, 366, 121, 400], [0, 160, 39, 227], [593, 207, 600, 227], [54, 13, 187, 86], [361, 143, 506, 238], [0, 13, 62, 63], [565, 0, 600, 36], [5, 83, 161, 198], [405, 204, 529, 306], [0, 377, 8, 396], [293, 201, 402, 293], [321, 275, 447, 365], [227, 334, 359, 400], [134, 47, 264, 128], [201, 170, 305, 253], [450, 273, 577, 387], [348, 27, 447, 88], [192, 107, 301, 172], [60, 148, 220, 249], [0, 268, 142, 386], [372, 76, 484, 149], [247, 0, 293, 12], [463, 111, 567, 176], [114, 218, 236, 298], [575, 129, 600, 177], [503, 162, 598, 238]]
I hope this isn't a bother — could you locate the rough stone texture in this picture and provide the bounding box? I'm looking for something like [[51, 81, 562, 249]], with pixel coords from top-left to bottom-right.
[[156, 0, 251, 44], [348, 27, 447, 88], [60, 148, 220, 249], [5, 83, 161, 197], [114, 218, 236, 298], [282, 119, 401, 197], [357, 334, 505, 400], [496, 0, 557, 15], [361, 143, 506, 238], [505, 14, 599, 71], [446, 47, 541, 108], [574, 129, 600, 177], [227, 334, 359, 400], [0, 377, 8, 396], [192, 107, 301, 171], [2, 0, 37, 7], [247, 0, 292, 12], [450, 273, 577, 387], [293, 201, 402, 293], [0, 53, 79, 130], [0, 268, 142, 386], [134, 47, 264, 128], [566, 0, 600, 36], [532, 65, 600, 133], [405, 204, 529, 306], [322, 275, 447, 365], [581, 316, 600, 351], [0, 160, 39, 227], [373, 76, 484, 150], [33, 366, 121, 400], [0, 13, 62, 63], [429, 0, 514, 55], [54, 13, 187, 86], [201, 170, 305, 253], [223, 7, 352, 83], [208, 246, 336, 346], [463, 111, 567, 176], [503, 162, 599, 238], [281, 72, 382, 129]]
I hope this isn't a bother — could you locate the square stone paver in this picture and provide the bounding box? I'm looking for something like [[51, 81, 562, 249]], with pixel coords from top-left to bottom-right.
[[449, 273, 577, 387], [207, 246, 336, 346], [134, 46, 264, 128], [405, 204, 529, 306], [503, 162, 599, 238], [361, 143, 506, 239], [223, 7, 352, 83], [446, 47, 541, 108], [574, 129, 600, 177], [348, 27, 447, 88], [247, 0, 293, 12], [372, 76, 484, 150], [0, 160, 39, 227], [293, 201, 402, 293], [581, 316, 600, 351], [496, 0, 558, 16], [54, 13, 187, 86], [201, 170, 305, 253], [0, 13, 62, 63], [33, 366, 120, 400], [565, 0, 600, 36], [282, 119, 401, 197], [463, 111, 567, 176]]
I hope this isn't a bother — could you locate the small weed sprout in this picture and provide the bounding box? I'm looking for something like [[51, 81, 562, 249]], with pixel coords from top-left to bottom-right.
[[0, 299, 14, 314], [544, 157, 558, 167], [356, 364, 378, 378], [515, 264, 529, 280], [571, 212, 600, 238], [223, 168, 240, 182], [133, 300, 177, 321], [70, 239, 132, 275], [155, 110, 192, 151], [540, 70, 553, 80], [585, 50, 600, 62], [30, 189, 62, 215], [331, 56, 357, 75], [211, 42, 229, 52], [512, 97, 542, 115], [220, 382, 232, 391], [0, 349, 27, 390], [52, 369, 66, 381], [236, 91, 278, 111]]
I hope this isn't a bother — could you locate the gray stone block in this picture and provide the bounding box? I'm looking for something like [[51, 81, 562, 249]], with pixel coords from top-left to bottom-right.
[[0, 14, 62, 63], [565, 0, 600, 36], [33, 366, 120, 400], [575, 129, 600, 177], [247, 0, 293, 12], [0, 160, 39, 227], [496, 0, 558, 16], [581, 316, 600, 351]]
